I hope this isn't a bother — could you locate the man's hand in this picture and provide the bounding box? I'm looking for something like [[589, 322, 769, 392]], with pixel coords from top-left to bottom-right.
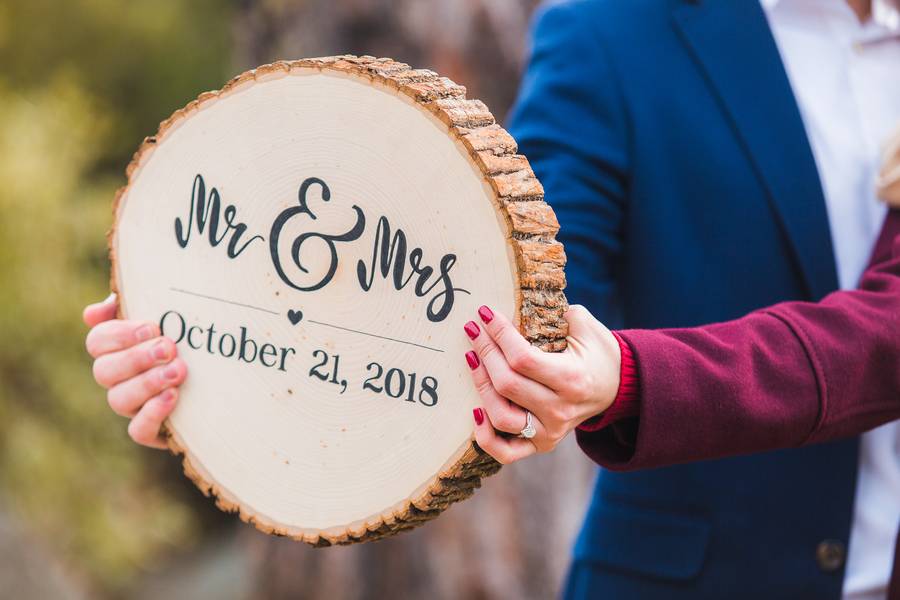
[[83, 294, 187, 449], [464, 304, 621, 464]]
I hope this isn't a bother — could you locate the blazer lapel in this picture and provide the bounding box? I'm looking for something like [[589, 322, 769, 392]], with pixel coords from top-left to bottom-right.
[[672, 0, 839, 300]]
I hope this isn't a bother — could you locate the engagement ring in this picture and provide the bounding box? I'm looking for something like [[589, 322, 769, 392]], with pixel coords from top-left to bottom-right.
[[519, 411, 537, 439]]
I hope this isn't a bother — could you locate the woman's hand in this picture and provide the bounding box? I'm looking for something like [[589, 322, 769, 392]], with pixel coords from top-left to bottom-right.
[[83, 293, 187, 449], [464, 304, 621, 464]]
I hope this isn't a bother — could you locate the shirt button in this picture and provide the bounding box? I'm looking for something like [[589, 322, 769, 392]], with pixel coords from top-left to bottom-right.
[[815, 540, 847, 572]]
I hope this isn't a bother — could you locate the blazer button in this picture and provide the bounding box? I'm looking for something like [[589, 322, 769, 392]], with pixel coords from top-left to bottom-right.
[[815, 540, 847, 572]]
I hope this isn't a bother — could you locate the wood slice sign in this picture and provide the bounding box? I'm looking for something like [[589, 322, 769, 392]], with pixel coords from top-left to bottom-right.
[[110, 56, 567, 545]]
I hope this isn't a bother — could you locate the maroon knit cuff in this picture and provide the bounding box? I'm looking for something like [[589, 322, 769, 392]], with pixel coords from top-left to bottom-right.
[[576, 331, 641, 432]]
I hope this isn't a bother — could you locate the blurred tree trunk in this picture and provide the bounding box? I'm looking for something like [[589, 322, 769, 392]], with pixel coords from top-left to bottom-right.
[[233, 0, 541, 119], [231, 2, 596, 598]]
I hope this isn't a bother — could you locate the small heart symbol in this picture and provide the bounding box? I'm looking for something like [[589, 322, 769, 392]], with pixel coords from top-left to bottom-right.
[[287, 309, 303, 325]]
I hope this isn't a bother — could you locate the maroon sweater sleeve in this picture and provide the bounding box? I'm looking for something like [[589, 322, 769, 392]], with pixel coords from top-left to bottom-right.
[[577, 332, 641, 432], [576, 210, 900, 471]]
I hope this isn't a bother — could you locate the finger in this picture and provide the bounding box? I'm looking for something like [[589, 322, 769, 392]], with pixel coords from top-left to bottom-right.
[[474, 305, 566, 385], [83, 293, 118, 327], [92, 336, 177, 389], [85, 319, 160, 358], [472, 407, 537, 464], [464, 319, 556, 412], [467, 352, 554, 448], [562, 304, 611, 350], [127, 388, 178, 449], [465, 350, 529, 435], [107, 358, 187, 417]]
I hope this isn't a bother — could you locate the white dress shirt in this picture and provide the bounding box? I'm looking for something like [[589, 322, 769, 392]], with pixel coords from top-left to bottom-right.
[[760, 1, 900, 598]]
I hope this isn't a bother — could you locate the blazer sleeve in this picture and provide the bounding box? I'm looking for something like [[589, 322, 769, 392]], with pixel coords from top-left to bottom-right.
[[577, 210, 900, 470], [507, 1, 630, 327]]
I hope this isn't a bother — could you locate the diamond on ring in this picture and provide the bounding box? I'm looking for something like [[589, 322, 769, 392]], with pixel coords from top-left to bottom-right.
[[519, 411, 537, 439]]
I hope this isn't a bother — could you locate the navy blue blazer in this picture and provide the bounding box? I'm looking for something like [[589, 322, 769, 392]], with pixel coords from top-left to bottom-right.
[[508, 1, 858, 598]]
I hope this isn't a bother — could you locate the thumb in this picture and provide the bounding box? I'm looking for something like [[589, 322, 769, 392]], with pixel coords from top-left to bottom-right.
[[563, 303, 617, 357], [83, 292, 118, 327], [563, 304, 605, 339]]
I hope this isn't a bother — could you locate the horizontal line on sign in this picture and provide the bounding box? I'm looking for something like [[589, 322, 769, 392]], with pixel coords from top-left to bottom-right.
[[169, 287, 280, 315], [168, 286, 444, 353], [307, 320, 445, 353]]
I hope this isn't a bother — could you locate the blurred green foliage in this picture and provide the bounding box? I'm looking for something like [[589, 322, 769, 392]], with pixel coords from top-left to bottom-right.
[[0, 0, 234, 593]]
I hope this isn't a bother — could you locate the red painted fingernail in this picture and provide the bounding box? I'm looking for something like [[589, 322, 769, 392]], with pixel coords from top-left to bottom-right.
[[465, 350, 480, 370], [473, 407, 485, 426], [161, 388, 176, 403], [464, 321, 480, 340], [478, 305, 494, 323]]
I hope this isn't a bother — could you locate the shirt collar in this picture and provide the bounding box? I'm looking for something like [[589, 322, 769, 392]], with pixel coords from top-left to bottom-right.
[[873, 0, 900, 29], [761, 0, 900, 32]]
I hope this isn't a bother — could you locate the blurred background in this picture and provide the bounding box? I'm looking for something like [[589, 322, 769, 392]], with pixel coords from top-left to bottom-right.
[[0, 1, 597, 598]]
